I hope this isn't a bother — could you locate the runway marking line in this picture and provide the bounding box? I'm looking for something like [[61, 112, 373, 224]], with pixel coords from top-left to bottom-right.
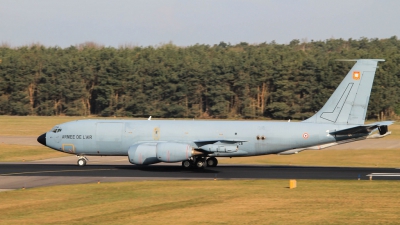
[[91, 159, 127, 164], [0, 168, 115, 176], [366, 173, 400, 177]]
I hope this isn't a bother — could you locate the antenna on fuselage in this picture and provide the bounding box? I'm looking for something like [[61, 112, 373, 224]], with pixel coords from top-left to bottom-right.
[[148, 116, 152, 120]]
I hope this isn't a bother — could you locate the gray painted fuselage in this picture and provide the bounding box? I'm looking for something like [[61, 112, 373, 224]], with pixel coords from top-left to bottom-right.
[[45, 120, 362, 157]]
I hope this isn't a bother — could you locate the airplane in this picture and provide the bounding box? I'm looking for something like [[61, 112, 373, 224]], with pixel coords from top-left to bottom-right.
[[37, 59, 393, 168]]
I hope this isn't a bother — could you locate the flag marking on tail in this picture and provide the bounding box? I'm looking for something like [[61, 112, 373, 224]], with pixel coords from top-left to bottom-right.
[[352, 71, 361, 80]]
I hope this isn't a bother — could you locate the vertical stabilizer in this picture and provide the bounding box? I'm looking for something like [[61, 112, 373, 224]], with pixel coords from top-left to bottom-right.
[[303, 59, 384, 125]]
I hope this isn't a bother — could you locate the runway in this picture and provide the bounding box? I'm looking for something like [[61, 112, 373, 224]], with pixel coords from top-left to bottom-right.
[[1, 162, 399, 189]]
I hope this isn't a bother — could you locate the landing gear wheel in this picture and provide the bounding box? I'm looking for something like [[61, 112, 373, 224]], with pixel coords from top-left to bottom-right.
[[206, 157, 218, 167], [77, 158, 87, 167], [182, 160, 193, 168], [195, 159, 205, 168]]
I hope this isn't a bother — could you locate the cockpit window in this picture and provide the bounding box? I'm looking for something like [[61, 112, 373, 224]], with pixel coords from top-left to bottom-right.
[[51, 128, 62, 133]]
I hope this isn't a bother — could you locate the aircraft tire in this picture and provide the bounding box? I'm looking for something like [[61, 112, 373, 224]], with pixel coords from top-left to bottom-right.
[[206, 157, 218, 167], [77, 158, 87, 167], [195, 159, 205, 169], [182, 160, 192, 168]]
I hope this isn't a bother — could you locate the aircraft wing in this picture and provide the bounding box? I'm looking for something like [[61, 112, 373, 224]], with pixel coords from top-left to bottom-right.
[[193, 139, 247, 147], [192, 139, 247, 153], [329, 121, 394, 135]]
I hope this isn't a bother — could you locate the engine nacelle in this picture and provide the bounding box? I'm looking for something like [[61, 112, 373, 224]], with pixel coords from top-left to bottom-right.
[[128, 142, 200, 165], [156, 142, 199, 162], [128, 143, 159, 165]]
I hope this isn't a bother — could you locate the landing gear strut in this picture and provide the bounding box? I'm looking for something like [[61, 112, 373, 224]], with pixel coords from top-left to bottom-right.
[[77, 156, 88, 166]]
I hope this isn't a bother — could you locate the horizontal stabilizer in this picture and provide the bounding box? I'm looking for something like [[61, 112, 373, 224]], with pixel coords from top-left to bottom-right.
[[330, 125, 377, 135], [329, 121, 394, 135], [368, 121, 394, 126]]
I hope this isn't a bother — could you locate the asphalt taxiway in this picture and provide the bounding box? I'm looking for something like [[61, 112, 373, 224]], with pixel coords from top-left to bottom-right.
[[1, 158, 399, 189]]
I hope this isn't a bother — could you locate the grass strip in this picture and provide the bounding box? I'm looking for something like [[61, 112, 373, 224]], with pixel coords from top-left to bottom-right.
[[220, 148, 400, 168], [0, 144, 65, 162], [0, 180, 399, 224]]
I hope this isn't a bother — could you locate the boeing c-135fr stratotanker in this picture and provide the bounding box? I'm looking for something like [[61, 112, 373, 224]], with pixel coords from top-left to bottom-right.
[[37, 59, 393, 168]]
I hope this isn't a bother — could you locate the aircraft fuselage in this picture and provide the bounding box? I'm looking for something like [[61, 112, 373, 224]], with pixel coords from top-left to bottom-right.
[[42, 119, 364, 157]]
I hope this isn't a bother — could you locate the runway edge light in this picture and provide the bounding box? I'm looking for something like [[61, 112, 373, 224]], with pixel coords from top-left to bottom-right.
[[289, 180, 297, 189]]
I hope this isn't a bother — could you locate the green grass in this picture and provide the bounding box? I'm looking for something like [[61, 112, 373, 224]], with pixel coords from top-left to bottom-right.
[[0, 116, 85, 136], [220, 148, 400, 168], [382, 121, 400, 139], [0, 144, 65, 162], [0, 180, 400, 224]]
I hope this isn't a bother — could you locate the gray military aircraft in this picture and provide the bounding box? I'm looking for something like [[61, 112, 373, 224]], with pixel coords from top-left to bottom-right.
[[37, 59, 392, 168]]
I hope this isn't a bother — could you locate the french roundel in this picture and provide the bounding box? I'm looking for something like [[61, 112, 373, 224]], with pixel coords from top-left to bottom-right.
[[302, 132, 309, 139]]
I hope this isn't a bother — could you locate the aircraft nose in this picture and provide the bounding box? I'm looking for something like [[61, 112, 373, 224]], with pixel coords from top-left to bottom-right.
[[37, 133, 46, 146]]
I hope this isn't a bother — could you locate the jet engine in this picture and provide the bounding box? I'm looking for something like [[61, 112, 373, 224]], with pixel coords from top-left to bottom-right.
[[128, 142, 201, 165], [128, 143, 159, 165]]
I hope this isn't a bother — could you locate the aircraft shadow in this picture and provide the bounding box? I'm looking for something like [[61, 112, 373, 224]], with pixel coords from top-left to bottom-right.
[[116, 165, 219, 174]]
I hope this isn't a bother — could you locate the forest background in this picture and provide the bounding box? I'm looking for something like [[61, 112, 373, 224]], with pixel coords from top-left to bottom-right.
[[0, 37, 399, 120]]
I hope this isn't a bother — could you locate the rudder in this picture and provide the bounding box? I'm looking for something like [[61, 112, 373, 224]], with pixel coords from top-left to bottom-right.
[[303, 59, 384, 125]]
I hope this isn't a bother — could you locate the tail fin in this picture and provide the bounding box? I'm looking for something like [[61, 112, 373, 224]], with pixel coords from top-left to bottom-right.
[[303, 59, 384, 125]]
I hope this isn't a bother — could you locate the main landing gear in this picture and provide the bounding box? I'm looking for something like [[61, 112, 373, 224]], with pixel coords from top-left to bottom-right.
[[182, 157, 218, 169], [77, 156, 88, 166], [206, 157, 218, 167]]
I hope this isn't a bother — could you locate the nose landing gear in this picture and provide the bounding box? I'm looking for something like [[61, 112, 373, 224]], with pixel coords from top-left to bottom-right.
[[77, 156, 88, 166]]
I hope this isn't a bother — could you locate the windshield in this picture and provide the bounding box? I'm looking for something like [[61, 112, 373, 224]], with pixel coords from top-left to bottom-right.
[[51, 126, 62, 133]]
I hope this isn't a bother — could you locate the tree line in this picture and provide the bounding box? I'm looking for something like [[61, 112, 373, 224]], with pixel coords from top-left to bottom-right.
[[0, 37, 399, 120]]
